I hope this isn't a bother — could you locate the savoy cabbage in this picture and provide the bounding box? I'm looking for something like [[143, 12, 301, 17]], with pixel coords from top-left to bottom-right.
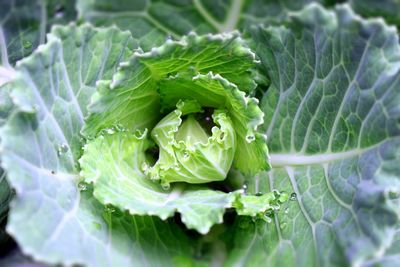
[[0, 0, 399, 267]]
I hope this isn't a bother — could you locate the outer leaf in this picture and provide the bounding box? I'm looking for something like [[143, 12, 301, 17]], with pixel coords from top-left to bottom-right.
[[0, 0, 76, 66], [79, 130, 236, 234], [226, 4, 400, 267], [76, 0, 324, 50], [0, 86, 13, 245], [80, 123, 283, 233], [0, 24, 194, 266], [0, 169, 11, 245], [351, 0, 400, 27], [83, 32, 257, 138]]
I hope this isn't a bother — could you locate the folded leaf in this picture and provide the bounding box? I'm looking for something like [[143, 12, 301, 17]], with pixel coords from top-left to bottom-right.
[[80, 127, 283, 234]]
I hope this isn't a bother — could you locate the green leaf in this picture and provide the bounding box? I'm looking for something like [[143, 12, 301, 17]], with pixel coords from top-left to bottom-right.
[[77, 0, 325, 50], [226, 4, 400, 266], [0, 0, 76, 66], [0, 85, 13, 245], [83, 32, 257, 138], [159, 71, 269, 175], [79, 125, 282, 233], [147, 101, 236, 185], [79, 129, 236, 234], [0, 24, 195, 266], [0, 169, 11, 245], [351, 0, 400, 27]]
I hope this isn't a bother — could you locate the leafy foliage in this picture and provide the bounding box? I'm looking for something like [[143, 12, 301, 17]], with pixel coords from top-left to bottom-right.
[[0, 1, 400, 267]]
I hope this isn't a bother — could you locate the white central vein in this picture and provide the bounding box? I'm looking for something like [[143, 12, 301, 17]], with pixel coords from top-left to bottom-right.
[[270, 147, 368, 167], [194, 0, 243, 32], [0, 26, 10, 68]]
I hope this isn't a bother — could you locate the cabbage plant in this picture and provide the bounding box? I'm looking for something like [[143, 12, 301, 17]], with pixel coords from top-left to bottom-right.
[[0, 1, 400, 267]]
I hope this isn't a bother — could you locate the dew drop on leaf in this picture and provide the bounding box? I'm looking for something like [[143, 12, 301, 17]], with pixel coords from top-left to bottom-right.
[[23, 41, 32, 49], [280, 222, 287, 230], [54, 4, 64, 19], [106, 128, 115, 135], [92, 221, 102, 230], [246, 135, 255, 142], [290, 193, 297, 201], [78, 182, 88, 191], [161, 183, 170, 190], [104, 205, 115, 213], [242, 183, 248, 194], [183, 151, 190, 159], [57, 143, 69, 156], [141, 162, 148, 172], [388, 190, 399, 199], [284, 208, 289, 214], [262, 214, 272, 223]]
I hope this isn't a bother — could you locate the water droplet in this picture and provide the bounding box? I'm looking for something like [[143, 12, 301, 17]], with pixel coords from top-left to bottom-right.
[[280, 222, 287, 230], [284, 208, 289, 214], [78, 181, 88, 191], [23, 41, 32, 49], [290, 193, 297, 201], [271, 204, 280, 210], [263, 214, 272, 223], [106, 128, 115, 135], [104, 205, 115, 213], [92, 221, 102, 230], [242, 183, 248, 194], [32, 104, 39, 112], [161, 183, 170, 190], [114, 124, 125, 132], [141, 162, 148, 172], [57, 143, 69, 156], [183, 151, 190, 159], [388, 190, 399, 199], [54, 4, 64, 19], [246, 135, 255, 142]]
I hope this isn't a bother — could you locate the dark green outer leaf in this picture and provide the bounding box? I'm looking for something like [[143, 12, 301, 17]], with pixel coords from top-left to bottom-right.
[[0, 0, 76, 66], [226, 4, 400, 267], [76, 0, 325, 51], [0, 24, 195, 266], [351, 0, 400, 27]]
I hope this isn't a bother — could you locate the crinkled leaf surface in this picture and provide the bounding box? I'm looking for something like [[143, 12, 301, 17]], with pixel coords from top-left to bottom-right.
[[0, 169, 11, 245], [0, 86, 13, 245], [147, 102, 236, 185], [80, 125, 283, 233], [79, 130, 237, 234], [159, 71, 269, 175], [0, 0, 76, 66], [83, 32, 266, 175], [76, 0, 325, 50], [0, 24, 196, 266], [225, 4, 400, 267], [351, 0, 400, 27]]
